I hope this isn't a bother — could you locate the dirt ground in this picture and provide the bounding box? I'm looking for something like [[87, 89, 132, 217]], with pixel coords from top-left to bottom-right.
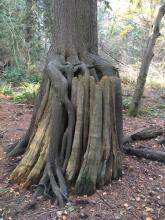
[[0, 94, 164, 220]]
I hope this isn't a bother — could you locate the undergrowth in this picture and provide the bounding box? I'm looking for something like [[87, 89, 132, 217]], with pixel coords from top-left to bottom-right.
[[0, 82, 39, 104], [12, 82, 39, 104], [1, 67, 41, 84], [0, 83, 13, 96]]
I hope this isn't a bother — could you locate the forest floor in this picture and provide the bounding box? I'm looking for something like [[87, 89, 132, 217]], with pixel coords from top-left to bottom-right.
[[0, 87, 164, 220]]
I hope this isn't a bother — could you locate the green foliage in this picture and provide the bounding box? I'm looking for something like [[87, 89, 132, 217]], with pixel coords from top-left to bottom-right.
[[0, 80, 39, 104], [0, 0, 47, 73], [26, 74, 41, 83], [0, 66, 41, 84], [1, 68, 25, 83], [98, 0, 162, 64], [0, 82, 13, 96], [13, 82, 39, 103], [123, 97, 131, 110], [140, 103, 165, 118]]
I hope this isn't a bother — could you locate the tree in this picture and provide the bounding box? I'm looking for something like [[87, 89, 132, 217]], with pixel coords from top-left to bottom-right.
[[129, 3, 165, 116], [7, 0, 123, 207], [25, 0, 35, 43]]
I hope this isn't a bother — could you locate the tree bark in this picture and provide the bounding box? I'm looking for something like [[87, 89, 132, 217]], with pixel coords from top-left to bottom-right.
[[129, 3, 165, 117], [53, 0, 98, 57], [7, 0, 123, 207]]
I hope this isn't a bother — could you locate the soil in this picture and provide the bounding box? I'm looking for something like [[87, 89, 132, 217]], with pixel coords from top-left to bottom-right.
[[0, 93, 164, 220]]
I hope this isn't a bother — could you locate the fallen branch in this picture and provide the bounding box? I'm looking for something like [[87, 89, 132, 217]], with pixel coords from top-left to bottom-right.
[[123, 145, 165, 163], [158, 137, 165, 145], [123, 126, 164, 144]]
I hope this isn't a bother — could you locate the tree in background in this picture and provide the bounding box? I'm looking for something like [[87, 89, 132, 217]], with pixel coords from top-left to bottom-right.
[[0, 0, 48, 73], [7, 0, 123, 207], [25, 0, 35, 43], [129, 3, 165, 116]]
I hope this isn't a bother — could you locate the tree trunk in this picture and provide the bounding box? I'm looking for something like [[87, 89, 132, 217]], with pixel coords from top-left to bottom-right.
[[129, 3, 165, 117], [25, 0, 35, 43], [8, 0, 123, 207]]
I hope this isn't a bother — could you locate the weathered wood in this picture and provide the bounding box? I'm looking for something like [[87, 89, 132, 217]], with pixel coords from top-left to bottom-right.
[[97, 77, 111, 187], [109, 77, 122, 180], [82, 74, 90, 154], [9, 73, 123, 206], [10, 93, 51, 184], [124, 145, 165, 163], [67, 77, 84, 184], [75, 83, 103, 195], [123, 126, 164, 144]]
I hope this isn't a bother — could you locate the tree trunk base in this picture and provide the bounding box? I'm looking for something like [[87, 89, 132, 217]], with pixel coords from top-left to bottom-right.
[[8, 52, 123, 207]]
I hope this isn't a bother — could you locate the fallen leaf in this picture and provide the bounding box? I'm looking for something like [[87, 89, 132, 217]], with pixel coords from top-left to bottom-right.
[[62, 215, 68, 220], [145, 207, 153, 212], [136, 197, 140, 202], [145, 217, 153, 220], [124, 203, 128, 208], [68, 206, 75, 212]]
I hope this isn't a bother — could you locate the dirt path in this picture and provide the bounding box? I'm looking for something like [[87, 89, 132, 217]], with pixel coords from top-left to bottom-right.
[[0, 101, 164, 220]]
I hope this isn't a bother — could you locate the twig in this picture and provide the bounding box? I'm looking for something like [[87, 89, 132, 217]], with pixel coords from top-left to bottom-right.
[[96, 191, 113, 209]]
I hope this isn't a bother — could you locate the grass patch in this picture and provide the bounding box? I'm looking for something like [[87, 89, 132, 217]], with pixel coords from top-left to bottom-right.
[[139, 100, 165, 118], [13, 82, 39, 104], [0, 81, 39, 104], [1, 67, 41, 84], [1, 68, 25, 83], [0, 82, 13, 96]]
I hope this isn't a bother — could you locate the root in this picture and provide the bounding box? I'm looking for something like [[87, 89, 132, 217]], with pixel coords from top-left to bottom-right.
[[124, 145, 165, 163]]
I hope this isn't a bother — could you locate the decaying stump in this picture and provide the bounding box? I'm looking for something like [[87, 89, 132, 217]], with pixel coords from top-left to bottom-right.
[[7, 52, 123, 206]]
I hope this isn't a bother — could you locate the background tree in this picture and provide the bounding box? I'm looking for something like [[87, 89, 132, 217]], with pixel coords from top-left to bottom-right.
[[129, 3, 165, 116], [25, 0, 35, 43], [7, 0, 123, 207]]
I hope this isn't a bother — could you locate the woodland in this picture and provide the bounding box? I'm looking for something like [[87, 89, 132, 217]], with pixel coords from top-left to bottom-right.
[[0, 0, 165, 219]]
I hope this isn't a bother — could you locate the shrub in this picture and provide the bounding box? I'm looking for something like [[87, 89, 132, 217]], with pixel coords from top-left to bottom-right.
[[1, 68, 25, 83]]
